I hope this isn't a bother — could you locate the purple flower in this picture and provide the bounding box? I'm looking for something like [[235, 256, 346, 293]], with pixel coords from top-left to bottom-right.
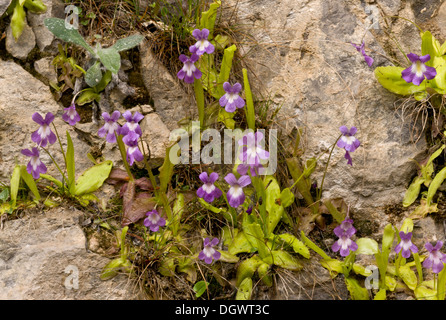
[[351, 41, 374, 67], [219, 82, 245, 113], [189, 28, 214, 56], [237, 131, 269, 177], [423, 241, 446, 274], [197, 172, 222, 203], [98, 111, 121, 144], [224, 173, 251, 208], [121, 110, 144, 137], [401, 53, 437, 86], [394, 231, 418, 259], [337, 126, 360, 166], [124, 132, 144, 166], [31, 112, 57, 148], [143, 209, 166, 232], [177, 54, 202, 84], [21, 147, 47, 179], [332, 218, 358, 257], [337, 126, 360, 152], [62, 102, 81, 126], [198, 237, 221, 264]]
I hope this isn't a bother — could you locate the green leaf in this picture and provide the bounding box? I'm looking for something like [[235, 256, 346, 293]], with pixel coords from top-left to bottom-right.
[[243, 223, 269, 259], [96, 46, 121, 74], [431, 56, 446, 91], [0, 188, 9, 203], [93, 70, 112, 92], [44, 18, 95, 56], [323, 199, 344, 223], [410, 198, 438, 219], [159, 256, 176, 277], [216, 45, 237, 97], [217, 250, 239, 263], [320, 259, 343, 278], [243, 68, 255, 131], [423, 145, 445, 186], [193, 281, 209, 298], [85, 61, 103, 88], [279, 188, 294, 208], [19, 165, 40, 201], [111, 34, 144, 52], [236, 255, 263, 287], [11, 1, 26, 41], [385, 276, 397, 291], [10, 165, 21, 208], [400, 218, 414, 233], [228, 231, 254, 255], [352, 263, 372, 277], [100, 257, 125, 280], [427, 166, 446, 206], [300, 231, 331, 260], [374, 289, 387, 300], [356, 238, 379, 255], [171, 193, 185, 235], [194, 78, 205, 128], [421, 31, 441, 62], [398, 265, 418, 290], [39, 174, 63, 188], [257, 263, 272, 287], [158, 144, 175, 194], [264, 176, 284, 234], [262, 250, 303, 271], [177, 257, 197, 282], [198, 197, 225, 214], [236, 278, 253, 300], [277, 233, 310, 259], [66, 131, 75, 194], [198, 0, 221, 37], [218, 108, 235, 129], [403, 176, 425, 207], [374, 66, 425, 96], [345, 277, 369, 300], [23, 0, 47, 13], [437, 266, 446, 300], [74, 160, 113, 195], [78, 91, 101, 105], [414, 285, 437, 300]]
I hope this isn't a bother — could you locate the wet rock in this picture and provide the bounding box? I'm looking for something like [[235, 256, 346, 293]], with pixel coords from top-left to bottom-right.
[[0, 207, 142, 299]]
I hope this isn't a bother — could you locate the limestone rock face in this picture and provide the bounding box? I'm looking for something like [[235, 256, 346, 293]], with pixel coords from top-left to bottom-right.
[[223, 0, 432, 226], [0, 208, 141, 300], [0, 60, 91, 183], [139, 40, 195, 130], [5, 24, 36, 60]]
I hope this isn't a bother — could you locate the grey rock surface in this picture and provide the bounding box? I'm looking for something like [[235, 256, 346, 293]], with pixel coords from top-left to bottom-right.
[[0, 207, 141, 299], [139, 39, 195, 130], [223, 0, 429, 226]]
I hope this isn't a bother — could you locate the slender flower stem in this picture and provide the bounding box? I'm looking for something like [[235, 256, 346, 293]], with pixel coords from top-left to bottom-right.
[[51, 122, 67, 169], [317, 134, 342, 201], [40, 147, 69, 189], [115, 132, 134, 182]]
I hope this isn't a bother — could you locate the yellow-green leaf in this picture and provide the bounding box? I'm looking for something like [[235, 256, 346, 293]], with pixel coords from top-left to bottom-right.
[[74, 160, 113, 195], [236, 277, 253, 300], [277, 233, 310, 259], [398, 265, 418, 291], [345, 277, 369, 300]]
